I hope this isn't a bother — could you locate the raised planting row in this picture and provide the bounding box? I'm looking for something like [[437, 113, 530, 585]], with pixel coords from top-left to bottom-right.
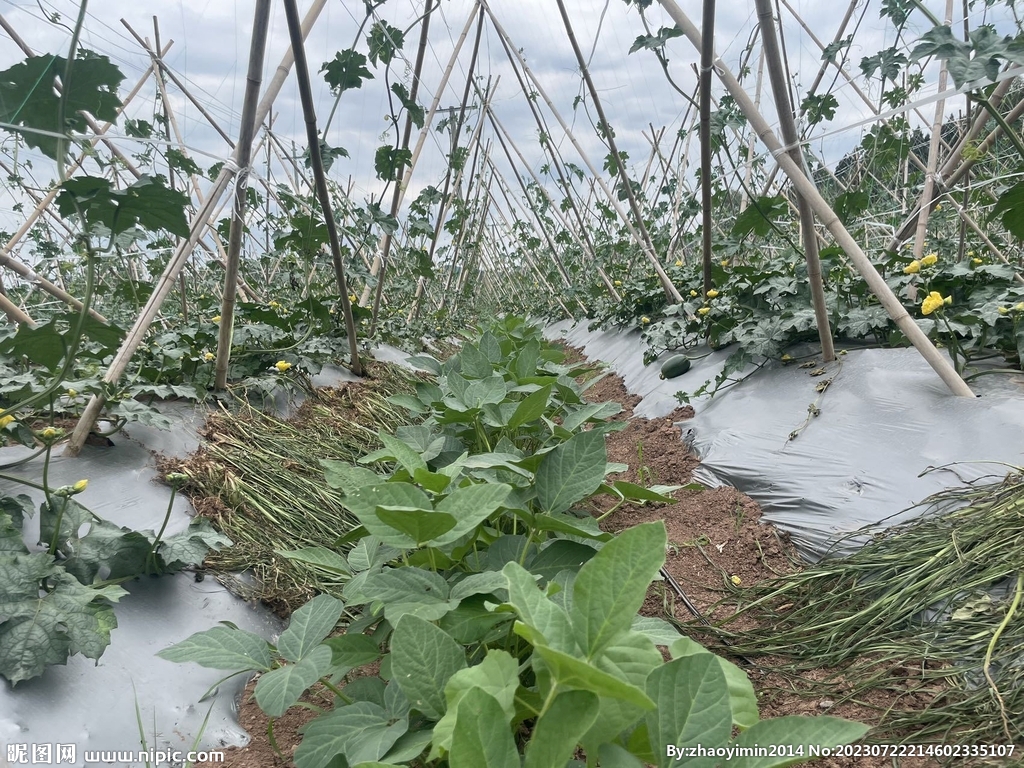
[[161, 316, 867, 768]]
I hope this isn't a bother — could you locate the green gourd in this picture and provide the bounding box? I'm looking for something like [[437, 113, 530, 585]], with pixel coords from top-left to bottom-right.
[[659, 354, 692, 379]]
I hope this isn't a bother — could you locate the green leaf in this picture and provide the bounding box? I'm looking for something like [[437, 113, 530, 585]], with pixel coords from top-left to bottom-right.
[[448, 688, 519, 768], [728, 716, 871, 768], [57, 175, 190, 237], [277, 594, 344, 663], [535, 430, 608, 514], [449, 571, 508, 601], [407, 354, 442, 374], [374, 145, 412, 182], [294, 702, 408, 768], [255, 644, 333, 717], [731, 196, 788, 238], [502, 562, 575, 653], [321, 48, 373, 94], [343, 483, 433, 548], [646, 654, 732, 768], [523, 690, 599, 768], [155, 517, 232, 572], [0, 568, 125, 685], [439, 596, 512, 644], [526, 540, 597, 584], [434, 650, 520, 755], [990, 179, 1024, 241], [367, 20, 405, 66], [277, 546, 351, 576], [376, 507, 457, 546], [348, 567, 456, 623], [508, 384, 553, 429], [390, 82, 424, 129], [431, 482, 511, 545], [459, 343, 494, 379], [572, 522, 666, 659], [533, 644, 655, 709], [391, 614, 467, 719], [670, 636, 758, 729], [0, 51, 123, 160], [361, 431, 428, 475], [630, 616, 682, 647], [562, 401, 622, 432], [321, 460, 382, 493], [598, 743, 646, 768], [157, 625, 273, 672], [0, 317, 68, 370], [324, 634, 381, 668]]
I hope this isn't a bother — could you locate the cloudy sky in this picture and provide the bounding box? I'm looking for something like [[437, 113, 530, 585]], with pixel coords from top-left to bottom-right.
[[0, 0, 1018, 242]]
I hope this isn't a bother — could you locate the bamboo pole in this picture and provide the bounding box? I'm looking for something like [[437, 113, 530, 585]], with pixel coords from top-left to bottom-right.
[[910, 0, 955, 263], [281, 0, 361, 375], [698, 0, 716, 295], [368, 0, 435, 335], [657, 0, 974, 397], [67, 0, 330, 456], [755, 0, 835, 361], [213, 0, 271, 390], [553, 0, 682, 304]]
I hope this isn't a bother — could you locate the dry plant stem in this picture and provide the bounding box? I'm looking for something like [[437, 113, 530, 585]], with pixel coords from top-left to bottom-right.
[[657, 0, 974, 398], [214, 0, 272, 390], [553, 0, 683, 304], [983, 572, 1022, 742], [67, 0, 330, 457], [755, 0, 835, 361], [699, 0, 715, 296], [282, 0, 362, 375]]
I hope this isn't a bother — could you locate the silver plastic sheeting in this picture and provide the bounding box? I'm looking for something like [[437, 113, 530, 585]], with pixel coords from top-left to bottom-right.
[[546, 321, 1024, 558]]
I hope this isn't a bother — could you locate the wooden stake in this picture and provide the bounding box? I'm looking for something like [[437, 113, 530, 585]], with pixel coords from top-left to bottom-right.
[[658, 0, 974, 397], [698, 0, 716, 295]]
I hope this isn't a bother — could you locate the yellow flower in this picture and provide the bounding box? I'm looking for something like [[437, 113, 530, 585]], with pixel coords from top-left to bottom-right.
[[1016, 302, 1024, 312], [614, 280, 622, 287], [275, 361, 292, 372], [698, 307, 711, 316], [41, 427, 58, 441], [730, 575, 742, 586], [972, 258, 983, 266], [640, 316, 651, 325], [967, 250, 975, 257], [66, 388, 77, 398], [72, 479, 88, 493], [921, 291, 946, 316], [999, 306, 1010, 315], [674, 260, 683, 267], [706, 289, 719, 299], [944, 295, 952, 306], [720, 259, 729, 268], [921, 253, 938, 267], [781, 354, 793, 361], [903, 260, 921, 274], [269, 300, 281, 309], [204, 352, 215, 362], [348, 294, 358, 305], [934, 203, 942, 211], [689, 290, 698, 297], [0, 415, 14, 429], [212, 315, 222, 323]]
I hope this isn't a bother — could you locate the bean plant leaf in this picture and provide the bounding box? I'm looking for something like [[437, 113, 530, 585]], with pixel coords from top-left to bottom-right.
[[376, 507, 457, 546], [254, 644, 333, 717], [671, 636, 758, 729], [277, 594, 344, 663], [448, 687, 519, 768], [532, 643, 655, 709], [391, 614, 467, 719], [535, 429, 608, 514], [502, 562, 575, 652], [294, 701, 408, 768], [322, 49, 373, 94], [276, 546, 351, 576], [508, 384, 552, 428], [0, 51, 124, 160], [571, 522, 666, 659], [646, 654, 732, 768], [431, 482, 511, 545], [728, 716, 870, 768], [323, 634, 381, 668], [157, 625, 273, 672], [56, 175, 190, 238], [433, 650, 520, 754], [523, 689, 600, 768]]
